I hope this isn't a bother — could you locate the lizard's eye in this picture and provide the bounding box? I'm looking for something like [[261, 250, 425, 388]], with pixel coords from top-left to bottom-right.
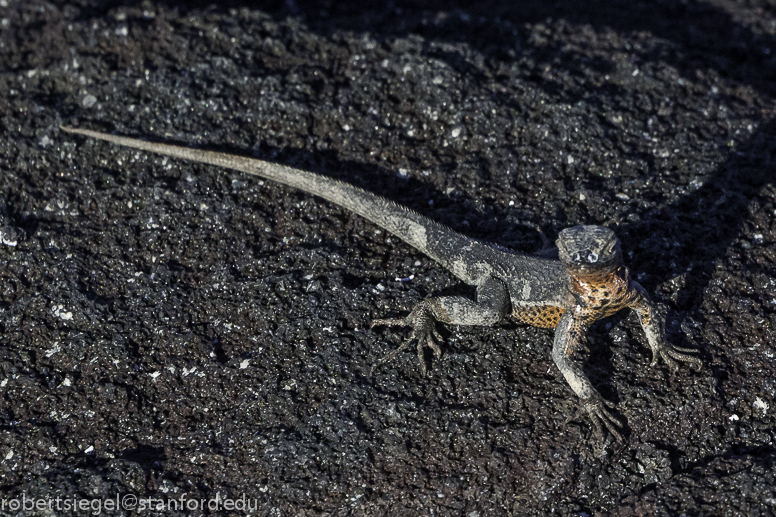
[[588, 252, 598, 263]]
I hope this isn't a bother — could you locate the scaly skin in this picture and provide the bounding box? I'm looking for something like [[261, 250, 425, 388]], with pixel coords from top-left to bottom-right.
[[60, 126, 702, 442]]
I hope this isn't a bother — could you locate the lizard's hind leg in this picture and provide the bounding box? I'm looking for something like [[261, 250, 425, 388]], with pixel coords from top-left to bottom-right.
[[371, 277, 510, 375]]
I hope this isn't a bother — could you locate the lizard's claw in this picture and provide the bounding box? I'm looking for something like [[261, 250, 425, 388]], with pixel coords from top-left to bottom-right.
[[567, 396, 624, 443], [371, 303, 442, 376], [651, 342, 702, 372]]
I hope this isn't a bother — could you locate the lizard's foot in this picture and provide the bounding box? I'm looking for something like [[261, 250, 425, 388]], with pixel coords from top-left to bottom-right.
[[567, 395, 624, 443], [371, 302, 442, 376], [651, 342, 702, 372]]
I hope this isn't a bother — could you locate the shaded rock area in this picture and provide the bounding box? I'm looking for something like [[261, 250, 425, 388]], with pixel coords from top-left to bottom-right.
[[1, 0, 775, 515]]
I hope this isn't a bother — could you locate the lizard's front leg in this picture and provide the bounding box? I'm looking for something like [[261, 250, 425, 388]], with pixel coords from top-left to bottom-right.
[[629, 282, 702, 371], [552, 309, 624, 442], [372, 276, 510, 375]]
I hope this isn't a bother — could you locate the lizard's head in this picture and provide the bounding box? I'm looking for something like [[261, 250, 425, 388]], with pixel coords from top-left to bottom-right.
[[556, 225, 622, 276]]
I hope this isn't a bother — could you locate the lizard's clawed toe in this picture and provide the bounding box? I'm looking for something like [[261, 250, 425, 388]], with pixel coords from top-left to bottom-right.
[[567, 397, 625, 443], [371, 303, 443, 376], [654, 343, 702, 372]]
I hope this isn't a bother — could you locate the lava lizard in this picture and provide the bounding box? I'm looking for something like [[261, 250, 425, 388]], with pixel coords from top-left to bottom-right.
[[61, 125, 702, 441]]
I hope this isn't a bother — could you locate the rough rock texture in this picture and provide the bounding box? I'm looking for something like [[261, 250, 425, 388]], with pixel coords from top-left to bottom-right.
[[1, 0, 775, 515]]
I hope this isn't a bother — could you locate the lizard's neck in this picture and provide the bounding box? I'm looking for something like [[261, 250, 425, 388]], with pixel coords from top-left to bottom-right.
[[567, 265, 631, 310]]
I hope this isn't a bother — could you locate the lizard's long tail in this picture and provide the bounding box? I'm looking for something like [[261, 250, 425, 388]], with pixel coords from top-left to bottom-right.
[[60, 126, 482, 278]]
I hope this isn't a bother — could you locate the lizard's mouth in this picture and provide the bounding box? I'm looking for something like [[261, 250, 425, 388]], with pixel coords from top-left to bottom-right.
[[564, 261, 621, 281]]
